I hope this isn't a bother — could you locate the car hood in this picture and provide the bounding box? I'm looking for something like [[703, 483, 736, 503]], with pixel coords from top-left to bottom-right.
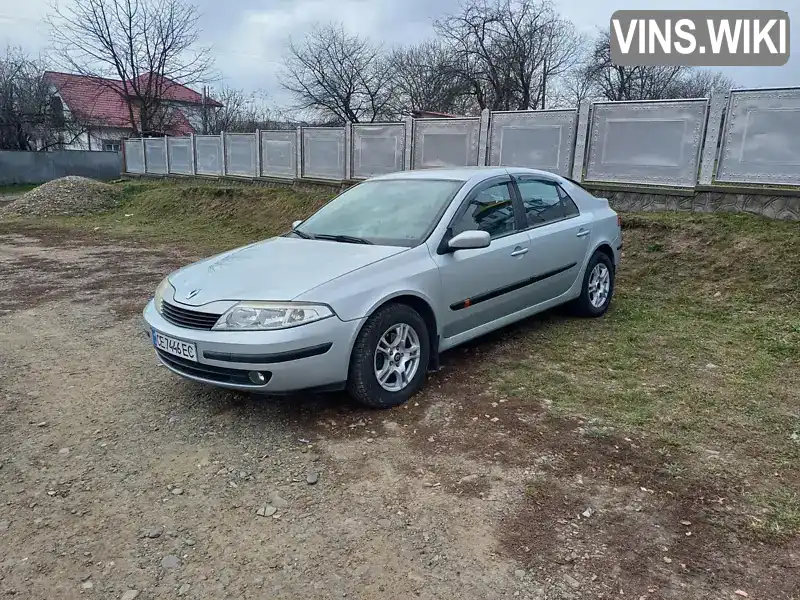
[[169, 236, 407, 307]]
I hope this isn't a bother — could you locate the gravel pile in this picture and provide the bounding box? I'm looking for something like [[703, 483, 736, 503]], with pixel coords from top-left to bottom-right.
[[1, 176, 120, 217]]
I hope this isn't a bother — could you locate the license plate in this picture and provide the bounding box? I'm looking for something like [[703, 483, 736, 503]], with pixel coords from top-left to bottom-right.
[[153, 330, 197, 362]]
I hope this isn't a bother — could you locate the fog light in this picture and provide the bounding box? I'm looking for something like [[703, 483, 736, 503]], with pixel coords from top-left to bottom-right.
[[248, 371, 267, 385]]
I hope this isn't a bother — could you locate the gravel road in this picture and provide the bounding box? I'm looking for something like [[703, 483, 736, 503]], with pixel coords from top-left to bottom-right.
[[1, 227, 796, 600], [0, 229, 535, 600]]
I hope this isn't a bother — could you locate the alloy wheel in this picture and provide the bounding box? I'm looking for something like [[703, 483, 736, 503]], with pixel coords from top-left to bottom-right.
[[588, 263, 610, 308], [373, 323, 421, 393]]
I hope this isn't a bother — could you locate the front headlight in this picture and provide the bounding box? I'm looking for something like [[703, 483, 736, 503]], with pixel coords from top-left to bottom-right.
[[212, 302, 334, 331], [154, 276, 175, 314]]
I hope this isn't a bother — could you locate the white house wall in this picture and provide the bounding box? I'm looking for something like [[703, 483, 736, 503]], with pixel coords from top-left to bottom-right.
[[62, 127, 130, 152], [89, 128, 130, 151], [179, 104, 205, 132], [62, 132, 91, 151]]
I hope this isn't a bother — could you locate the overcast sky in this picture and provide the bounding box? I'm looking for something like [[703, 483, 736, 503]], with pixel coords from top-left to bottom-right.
[[0, 0, 796, 111]]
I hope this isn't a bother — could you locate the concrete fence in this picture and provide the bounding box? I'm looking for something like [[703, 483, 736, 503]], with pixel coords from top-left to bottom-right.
[[0, 149, 122, 185], [121, 86, 800, 219]]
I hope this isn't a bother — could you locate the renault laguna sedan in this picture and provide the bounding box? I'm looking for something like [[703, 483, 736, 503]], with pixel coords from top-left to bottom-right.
[[143, 167, 621, 408]]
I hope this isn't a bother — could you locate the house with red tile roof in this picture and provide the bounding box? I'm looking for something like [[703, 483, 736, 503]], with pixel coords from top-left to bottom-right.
[[43, 71, 221, 151]]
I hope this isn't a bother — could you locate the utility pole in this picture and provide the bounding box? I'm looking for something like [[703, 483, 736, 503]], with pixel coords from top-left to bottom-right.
[[541, 56, 548, 110], [202, 85, 208, 135]]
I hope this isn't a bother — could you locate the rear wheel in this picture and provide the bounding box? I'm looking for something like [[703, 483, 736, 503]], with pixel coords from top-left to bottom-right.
[[572, 251, 614, 317], [346, 304, 430, 409]]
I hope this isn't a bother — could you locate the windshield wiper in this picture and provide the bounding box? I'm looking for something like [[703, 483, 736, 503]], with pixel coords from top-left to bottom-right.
[[290, 228, 313, 239], [312, 234, 373, 245]]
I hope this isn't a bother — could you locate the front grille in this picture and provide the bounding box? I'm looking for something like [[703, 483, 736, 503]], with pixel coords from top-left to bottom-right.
[[161, 301, 222, 330], [156, 350, 271, 387]]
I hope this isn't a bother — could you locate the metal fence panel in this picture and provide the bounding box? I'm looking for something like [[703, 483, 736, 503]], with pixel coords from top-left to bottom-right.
[[302, 128, 345, 180], [195, 135, 223, 176], [351, 124, 405, 178], [717, 88, 800, 186], [124, 139, 144, 173], [488, 110, 577, 176], [412, 119, 480, 169], [585, 99, 708, 187], [144, 138, 167, 174], [167, 137, 192, 175], [260, 130, 296, 178], [225, 133, 257, 176]]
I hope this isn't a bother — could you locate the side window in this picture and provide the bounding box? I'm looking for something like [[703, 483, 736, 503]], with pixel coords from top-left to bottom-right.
[[558, 186, 580, 218], [450, 182, 517, 239], [516, 179, 565, 226]]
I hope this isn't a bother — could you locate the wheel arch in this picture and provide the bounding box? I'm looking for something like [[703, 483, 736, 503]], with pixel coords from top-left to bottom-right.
[[350, 292, 439, 369], [593, 242, 615, 269], [575, 240, 616, 286]]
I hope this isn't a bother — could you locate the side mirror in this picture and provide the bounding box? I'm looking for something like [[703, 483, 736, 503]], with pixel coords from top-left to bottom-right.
[[292, 220, 303, 229], [447, 230, 491, 251]]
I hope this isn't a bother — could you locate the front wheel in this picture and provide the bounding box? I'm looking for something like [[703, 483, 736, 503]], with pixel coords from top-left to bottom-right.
[[346, 304, 430, 409], [572, 251, 615, 317]]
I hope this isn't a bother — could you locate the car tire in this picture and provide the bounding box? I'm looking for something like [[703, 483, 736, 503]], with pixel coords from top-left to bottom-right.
[[572, 251, 615, 317], [346, 303, 430, 409]]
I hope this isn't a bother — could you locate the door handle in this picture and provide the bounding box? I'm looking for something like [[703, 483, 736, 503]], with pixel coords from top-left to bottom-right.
[[510, 247, 529, 257], [576, 229, 591, 238]]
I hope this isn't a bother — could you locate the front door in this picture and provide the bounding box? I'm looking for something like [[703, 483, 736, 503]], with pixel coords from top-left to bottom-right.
[[431, 177, 532, 342]]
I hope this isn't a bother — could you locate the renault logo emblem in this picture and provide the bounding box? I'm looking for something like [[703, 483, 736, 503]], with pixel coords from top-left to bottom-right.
[[186, 289, 201, 300]]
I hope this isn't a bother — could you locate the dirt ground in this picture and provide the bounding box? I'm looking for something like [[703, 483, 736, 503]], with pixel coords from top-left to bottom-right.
[[1, 227, 797, 600]]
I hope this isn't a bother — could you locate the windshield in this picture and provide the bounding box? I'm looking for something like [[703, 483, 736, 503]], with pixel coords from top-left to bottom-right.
[[295, 179, 464, 247]]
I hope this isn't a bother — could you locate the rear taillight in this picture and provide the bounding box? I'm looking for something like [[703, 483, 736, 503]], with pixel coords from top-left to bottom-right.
[[617, 215, 622, 228]]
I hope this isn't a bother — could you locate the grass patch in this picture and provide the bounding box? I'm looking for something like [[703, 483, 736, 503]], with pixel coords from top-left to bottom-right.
[[0, 183, 38, 196], [496, 211, 800, 538], [1, 180, 335, 252], [749, 489, 800, 540]]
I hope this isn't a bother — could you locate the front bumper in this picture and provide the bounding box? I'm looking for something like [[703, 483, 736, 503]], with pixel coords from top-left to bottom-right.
[[142, 299, 364, 392]]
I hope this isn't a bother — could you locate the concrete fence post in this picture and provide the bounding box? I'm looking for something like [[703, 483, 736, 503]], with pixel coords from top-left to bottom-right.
[[698, 91, 730, 186], [478, 108, 491, 166], [164, 136, 170, 174], [141, 138, 147, 173], [189, 133, 196, 175], [571, 101, 592, 182], [344, 122, 352, 180], [296, 126, 303, 179], [404, 116, 414, 170], [254, 129, 261, 177], [221, 131, 228, 176]]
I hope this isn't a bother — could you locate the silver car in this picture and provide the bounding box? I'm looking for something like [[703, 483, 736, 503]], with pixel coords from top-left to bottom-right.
[[142, 167, 621, 408]]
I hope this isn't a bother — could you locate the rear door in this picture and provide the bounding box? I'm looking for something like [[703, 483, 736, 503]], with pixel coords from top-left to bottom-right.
[[512, 175, 592, 304], [432, 176, 532, 341]]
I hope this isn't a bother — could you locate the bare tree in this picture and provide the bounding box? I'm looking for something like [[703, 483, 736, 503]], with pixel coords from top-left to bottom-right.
[[205, 86, 287, 133], [548, 60, 597, 108], [665, 69, 735, 98], [204, 86, 249, 133], [389, 41, 476, 115], [434, 0, 583, 111], [48, 0, 213, 136], [0, 46, 86, 151], [281, 24, 397, 123], [584, 30, 732, 102]]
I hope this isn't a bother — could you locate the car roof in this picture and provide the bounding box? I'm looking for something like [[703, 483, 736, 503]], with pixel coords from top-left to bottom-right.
[[369, 166, 562, 183]]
